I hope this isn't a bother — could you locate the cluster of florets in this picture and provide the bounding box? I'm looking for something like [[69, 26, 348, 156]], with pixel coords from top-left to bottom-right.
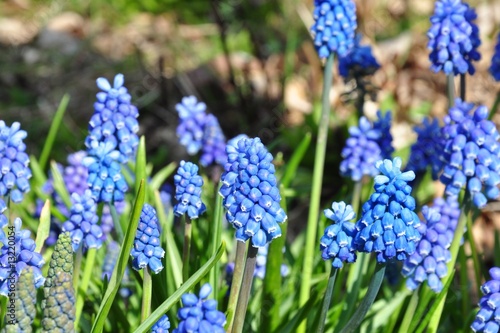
[[173, 283, 226, 333], [440, 99, 500, 208], [310, 0, 358, 58], [432, 196, 460, 241], [427, 0, 481, 75], [200, 114, 227, 167], [471, 267, 500, 332], [320, 201, 357, 268], [374, 111, 394, 159], [86, 74, 139, 163], [402, 205, 452, 292], [173, 161, 206, 219], [62, 190, 102, 252], [354, 158, 421, 263], [490, 32, 500, 81], [338, 35, 380, 80], [0, 121, 31, 203], [130, 204, 165, 274], [219, 137, 287, 248], [102, 240, 132, 298], [152, 315, 171, 333], [407, 118, 446, 180]]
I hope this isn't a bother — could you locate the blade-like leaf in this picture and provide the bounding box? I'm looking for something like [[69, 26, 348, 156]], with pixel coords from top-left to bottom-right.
[[50, 160, 72, 208], [281, 132, 311, 188], [135, 136, 147, 198], [149, 162, 177, 192], [35, 199, 51, 252]]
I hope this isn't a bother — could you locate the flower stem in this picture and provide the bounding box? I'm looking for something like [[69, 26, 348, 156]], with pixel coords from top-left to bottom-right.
[[73, 246, 83, 287], [233, 244, 258, 333], [210, 183, 223, 301], [460, 74, 466, 100], [318, 267, 338, 333], [110, 204, 124, 242], [351, 181, 363, 216], [141, 267, 152, 322], [182, 216, 192, 283], [446, 74, 455, 108], [466, 212, 483, 293], [489, 92, 500, 120], [399, 287, 419, 333], [339, 264, 386, 333], [298, 52, 335, 333], [226, 241, 247, 331], [75, 247, 97, 329]]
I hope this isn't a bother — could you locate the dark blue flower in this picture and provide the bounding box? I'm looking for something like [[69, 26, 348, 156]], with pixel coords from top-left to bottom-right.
[[200, 114, 227, 167], [440, 98, 500, 208], [152, 315, 171, 333], [173, 283, 226, 333], [471, 267, 500, 332], [0, 121, 31, 203], [173, 161, 206, 219], [219, 137, 287, 248], [432, 196, 460, 243], [340, 116, 383, 181], [339, 34, 380, 79], [490, 32, 500, 81], [130, 204, 164, 274], [176, 96, 208, 155], [374, 110, 394, 159], [320, 201, 357, 268], [354, 157, 421, 263], [427, 0, 481, 75], [86, 74, 140, 163], [310, 0, 357, 58]]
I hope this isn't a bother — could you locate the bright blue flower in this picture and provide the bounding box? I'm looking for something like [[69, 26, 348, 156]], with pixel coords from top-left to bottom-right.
[[83, 140, 128, 203], [340, 116, 383, 181], [440, 98, 500, 208], [219, 137, 287, 248], [173, 161, 206, 219], [0, 218, 45, 296], [490, 33, 500, 81], [338, 35, 380, 79], [374, 110, 394, 159], [0, 121, 31, 203], [200, 114, 227, 167], [354, 157, 421, 263], [320, 201, 357, 268], [471, 267, 500, 332], [227, 134, 249, 149], [173, 283, 226, 333], [152, 315, 170, 333], [402, 205, 451, 292], [131, 204, 165, 274], [102, 240, 132, 298], [407, 118, 446, 180], [310, 0, 357, 58], [427, 0, 481, 75], [86, 74, 140, 163], [432, 196, 461, 243], [62, 190, 102, 252], [176, 96, 208, 155]]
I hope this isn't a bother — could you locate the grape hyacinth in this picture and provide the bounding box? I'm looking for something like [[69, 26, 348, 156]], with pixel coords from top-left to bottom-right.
[[432, 196, 461, 242], [0, 218, 45, 296], [10, 267, 37, 333], [374, 110, 394, 159], [340, 116, 383, 181], [427, 0, 481, 75], [102, 240, 132, 297], [200, 114, 227, 167], [173, 161, 206, 219], [130, 204, 165, 274], [44, 232, 73, 302], [0, 121, 31, 203], [402, 205, 451, 292], [173, 283, 226, 333], [86, 74, 139, 163], [440, 99, 500, 208], [354, 157, 421, 263], [310, 0, 358, 58], [152, 315, 171, 333], [320, 201, 357, 268], [338, 35, 380, 79], [471, 267, 500, 332], [219, 137, 287, 248], [176, 96, 208, 155], [62, 190, 103, 252], [490, 32, 500, 81], [41, 272, 75, 332]]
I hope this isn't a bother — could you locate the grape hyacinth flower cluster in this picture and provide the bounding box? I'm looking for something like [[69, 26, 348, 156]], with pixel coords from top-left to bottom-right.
[[338, 35, 380, 80], [310, 0, 357, 58], [490, 33, 500, 81], [41, 272, 75, 332], [354, 158, 421, 263], [152, 315, 170, 333], [62, 190, 103, 252], [432, 196, 461, 241], [320, 201, 357, 268], [340, 116, 383, 181], [173, 283, 226, 333], [200, 114, 227, 167], [0, 218, 45, 296], [0, 121, 31, 204], [440, 99, 500, 208], [427, 0, 481, 75], [374, 111, 394, 159], [131, 204, 165, 274], [407, 118, 446, 180], [471, 267, 500, 332], [402, 206, 451, 292], [219, 137, 287, 248], [102, 240, 132, 298], [173, 161, 206, 219], [11, 267, 37, 332]]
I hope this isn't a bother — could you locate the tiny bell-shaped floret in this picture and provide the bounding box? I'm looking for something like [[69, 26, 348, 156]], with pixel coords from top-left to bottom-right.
[[471, 267, 500, 332], [173, 161, 206, 219]]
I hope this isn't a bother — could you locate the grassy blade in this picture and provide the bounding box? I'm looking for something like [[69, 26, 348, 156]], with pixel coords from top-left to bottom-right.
[[280, 132, 311, 188], [149, 162, 177, 191], [135, 136, 147, 198], [209, 183, 223, 302], [50, 160, 72, 208], [29, 155, 48, 188], [35, 199, 51, 252], [133, 241, 226, 333], [91, 180, 146, 333], [280, 290, 320, 333], [39, 94, 70, 171]]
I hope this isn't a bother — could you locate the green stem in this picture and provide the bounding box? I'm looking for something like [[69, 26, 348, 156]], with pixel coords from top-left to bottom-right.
[[73, 247, 83, 287], [339, 264, 386, 333], [465, 212, 482, 293], [110, 204, 124, 242], [226, 241, 247, 331], [447, 74, 455, 108], [489, 92, 500, 120], [399, 288, 419, 333], [210, 184, 223, 301], [141, 268, 152, 322], [460, 74, 466, 101], [317, 267, 338, 333], [75, 248, 97, 329], [182, 216, 192, 283], [355, 83, 367, 118], [351, 181, 363, 216], [458, 247, 470, 318], [298, 52, 335, 333], [233, 245, 258, 333]]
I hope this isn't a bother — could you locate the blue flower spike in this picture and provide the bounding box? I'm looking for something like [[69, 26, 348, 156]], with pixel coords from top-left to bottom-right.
[[173, 161, 206, 219], [320, 201, 357, 268], [374, 110, 394, 160], [338, 34, 380, 80], [491, 33, 500, 81], [471, 267, 500, 332], [176, 96, 208, 155], [152, 314, 171, 333], [200, 114, 227, 167], [354, 157, 421, 263]]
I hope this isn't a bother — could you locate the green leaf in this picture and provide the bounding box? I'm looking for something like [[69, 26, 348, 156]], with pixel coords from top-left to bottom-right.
[[50, 160, 72, 208], [135, 136, 147, 198], [149, 162, 177, 192], [133, 241, 226, 333], [29, 155, 48, 187], [35, 199, 51, 253], [39, 94, 70, 171], [280, 289, 320, 333], [91, 180, 146, 333], [280, 132, 311, 189]]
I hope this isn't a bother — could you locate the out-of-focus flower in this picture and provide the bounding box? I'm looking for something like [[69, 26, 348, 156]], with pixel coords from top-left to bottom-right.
[[102, 240, 132, 298], [490, 32, 500, 81], [176, 96, 208, 155], [173, 161, 206, 219], [200, 114, 227, 167], [374, 111, 394, 159], [338, 35, 380, 79], [152, 315, 171, 333]]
